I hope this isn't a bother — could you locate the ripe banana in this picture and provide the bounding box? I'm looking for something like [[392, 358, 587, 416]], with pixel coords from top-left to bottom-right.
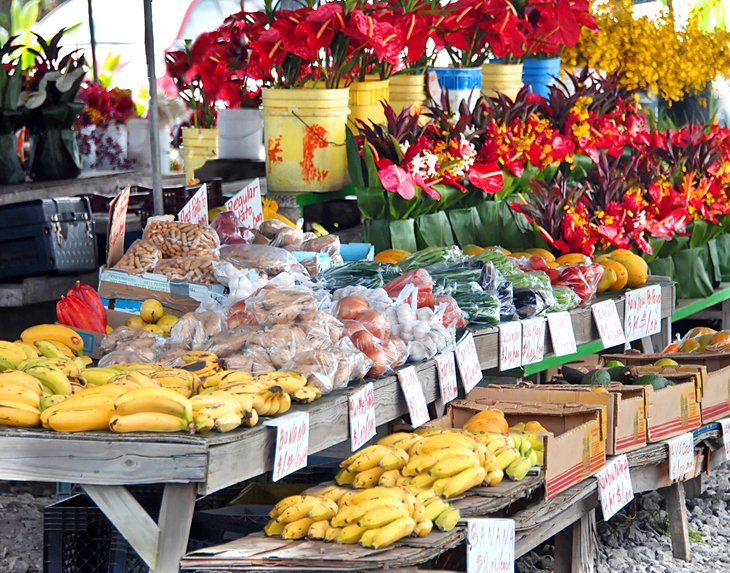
[[34, 340, 71, 360], [214, 412, 242, 432], [0, 385, 41, 409], [0, 341, 29, 367], [331, 505, 365, 527], [378, 469, 401, 487], [377, 432, 421, 451], [20, 325, 84, 355], [45, 357, 82, 378], [359, 528, 379, 548], [182, 350, 218, 363], [357, 504, 410, 528], [408, 472, 439, 489], [434, 507, 461, 531], [402, 453, 437, 476], [25, 366, 72, 395], [442, 467, 487, 498], [255, 371, 307, 394], [352, 466, 386, 489], [345, 445, 398, 473], [110, 412, 191, 433], [115, 387, 193, 421], [486, 468, 504, 487], [378, 448, 409, 471], [39, 394, 69, 411], [505, 457, 532, 481], [428, 455, 480, 478], [370, 517, 416, 549], [46, 407, 114, 432], [425, 498, 450, 521], [334, 468, 356, 485], [291, 386, 321, 404], [193, 412, 215, 433], [325, 526, 342, 542], [270, 495, 309, 518], [495, 448, 521, 471], [414, 518, 433, 537], [264, 519, 285, 536], [282, 517, 314, 540], [80, 367, 123, 386], [0, 400, 40, 426], [307, 519, 330, 540], [302, 485, 348, 503], [336, 523, 367, 544], [12, 341, 39, 359], [276, 496, 322, 523], [307, 498, 338, 521], [0, 371, 43, 394]]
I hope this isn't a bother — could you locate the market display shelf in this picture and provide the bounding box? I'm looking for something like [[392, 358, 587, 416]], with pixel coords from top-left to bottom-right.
[[672, 282, 730, 323]]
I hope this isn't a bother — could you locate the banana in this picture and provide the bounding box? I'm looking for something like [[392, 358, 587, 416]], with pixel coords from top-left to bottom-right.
[[346, 445, 397, 473], [264, 519, 285, 536], [0, 385, 41, 408], [378, 469, 401, 487], [334, 468, 356, 485], [182, 350, 218, 363], [409, 472, 439, 489], [241, 409, 259, 428], [39, 394, 68, 411], [442, 467, 487, 498], [13, 341, 39, 359], [0, 355, 15, 372], [377, 432, 418, 449], [291, 386, 321, 404], [214, 412, 242, 432], [432, 477, 450, 497], [40, 395, 116, 426], [183, 360, 220, 378], [80, 367, 123, 386], [45, 357, 81, 378], [116, 363, 161, 375], [434, 507, 461, 531], [352, 466, 386, 489], [485, 468, 504, 487], [302, 485, 349, 503], [115, 387, 193, 421], [276, 496, 322, 523], [307, 520, 330, 540], [16, 358, 50, 371], [338, 491, 356, 507], [505, 457, 532, 481], [402, 453, 437, 476], [528, 449, 538, 467], [337, 524, 367, 544], [359, 528, 379, 548], [193, 412, 215, 433], [25, 366, 72, 395], [378, 448, 409, 470], [495, 448, 521, 471], [255, 371, 307, 394], [349, 487, 410, 505], [281, 517, 314, 540], [324, 526, 342, 542], [215, 371, 256, 388], [20, 325, 84, 355], [0, 371, 46, 395], [428, 456, 480, 478], [370, 517, 416, 549], [357, 504, 410, 528], [34, 340, 70, 360], [46, 407, 114, 432], [307, 498, 338, 521], [261, 394, 280, 416], [414, 518, 433, 537], [0, 341, 29, 367], [0, 402, 40, 426], [331, 505, 366, 527], [77, 385, 131, 399], [110, 412, 191, 433], [425, 498, 450, 521], [270, 495, 309, 518], [79, 355, 93, 367]]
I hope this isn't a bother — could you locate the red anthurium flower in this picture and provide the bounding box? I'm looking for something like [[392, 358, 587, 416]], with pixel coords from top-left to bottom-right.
[[397, 13, 430, 64], [468, 162, 504, 193], [377, 159, 417, 200]]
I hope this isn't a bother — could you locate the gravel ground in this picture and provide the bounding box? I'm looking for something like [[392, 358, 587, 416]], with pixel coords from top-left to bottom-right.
[[517, 463, 730, 573], [0, 483, 54, 573]]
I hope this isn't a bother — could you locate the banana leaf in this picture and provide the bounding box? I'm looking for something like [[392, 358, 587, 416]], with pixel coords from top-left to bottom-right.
[[27, 103, 83, 182], [672, 245, 714, 299], [415, 212, 455, 249], [363, 219, 392, 253], [474, 200, 502, 247], [389, 219, 418, 252], [648, 256, 675, 281], [499, 201, 534, 250], [708, 239, 721, 284], [447, 207, 480, 246], [713, 233, 730, 281]]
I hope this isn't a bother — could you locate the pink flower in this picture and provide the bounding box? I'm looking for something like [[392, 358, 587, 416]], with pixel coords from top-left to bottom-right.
[[377, 160, 417, 200]]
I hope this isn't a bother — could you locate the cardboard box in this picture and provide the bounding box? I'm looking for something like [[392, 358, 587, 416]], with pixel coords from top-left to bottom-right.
[[429, 390, 605, 499], [70, 309, 135, 359], [97, 266, 226, 315], [604, 352, 730, 424], [486, 384, 647, 455]]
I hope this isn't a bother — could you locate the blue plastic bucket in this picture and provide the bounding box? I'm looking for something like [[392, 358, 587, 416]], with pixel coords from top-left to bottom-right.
[[429, 67, 482, 113], [522, 58, 562, 99]]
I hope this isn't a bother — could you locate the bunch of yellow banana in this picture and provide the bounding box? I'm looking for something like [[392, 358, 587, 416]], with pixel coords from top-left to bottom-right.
[[335, 444, 410, 489], [190, 392, 256, 432], [0, 370, 44, 427], [264, 495, 340, 540], [40, 384, 131, 432], [79, 367, 125, 386], [150, 368, 200, 397], [508, 428, 544, 466], [110, 387, 194, 433], [467, 431, 534, 482], [201, 369, 254, 390], [110, 363, 162, 375], [415, 489, 461, 532], [19, 325, 84, 357], [180, 351, 221, 380], [214, 376, 291, 417], [106, 370, 160, 389]]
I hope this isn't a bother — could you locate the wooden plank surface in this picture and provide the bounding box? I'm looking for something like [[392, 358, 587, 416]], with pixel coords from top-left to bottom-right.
[[152, 484, 198, 573]]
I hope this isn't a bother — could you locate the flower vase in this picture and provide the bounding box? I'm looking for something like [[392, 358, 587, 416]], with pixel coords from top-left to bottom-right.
[[348, 78, 390, 133], [126, 118, 171, 174], [183, 127, 218, 184], [262, 87, 350, 193], [481, 62, 523, 101], [28, 103, 84, 182], [522, 58, 562, 99], [388, 74, 426, 117], [217, 108, 264, 161], [429, 67, 482, 114]]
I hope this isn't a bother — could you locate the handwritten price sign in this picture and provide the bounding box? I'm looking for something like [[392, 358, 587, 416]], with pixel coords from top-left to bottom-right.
[[596, 454, 634, 520], [225, 178, 263, 229], [398, 366, 430, 428], [591, 299, 625, 348], [547, 311, 577, 356], [667, 432, 695, 482], [467, 518, 515, 573], [718, 418, 730, 462], [436, 352, 458, 404], [624, 285, 662, 341], [178, 183, 209, 225], [499, 322, 522, 371], [106, 186, 131, 267], [521, 318, 546, 366], [349, 383, 376, 451], [265, 412, 309, 482], [455, 332, 482, 393]]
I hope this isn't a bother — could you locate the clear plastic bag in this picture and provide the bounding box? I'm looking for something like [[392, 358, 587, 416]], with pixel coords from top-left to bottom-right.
[[220, 243, 304, 277], [259, 219, 293, 239], [154, 254, 218, 284], [113, 240, 161, 274], [301, 235, 343, 264], [212, 211, 255, 245], [169, 311, 225, 350], [143, 217, 220, 257], [284, 349, 340, 394], [227, 286, 319, 328], [98, 350, 155, 366]]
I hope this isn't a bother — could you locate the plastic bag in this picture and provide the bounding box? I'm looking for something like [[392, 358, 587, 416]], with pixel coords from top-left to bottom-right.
[[98, 350, 154, 366], [143, 217, 221, 257], [212, 211, 255, 245], [332, 286, 393, 312], [220, 243, 305, 277], [436, 294, 468, 328], [284, 349, 340, 393], [100, 326, 160, 361], [113, 240, 162, 275], [258, 219, 292, 238], [551, 285, 581, 312], [227, 286, 319, 328], [225, 348, 276, 374], [301, 235, 343, 264], [384, 269, 433, 298], [513, 288, 551, 319], [169, 311, 225, 350], [213, 262, 268, 302], [550, 264, 602, 306], [154, 254, 218, 284]]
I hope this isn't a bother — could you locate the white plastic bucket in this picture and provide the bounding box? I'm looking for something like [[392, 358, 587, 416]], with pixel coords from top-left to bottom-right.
[[218, 108, 264, 161]]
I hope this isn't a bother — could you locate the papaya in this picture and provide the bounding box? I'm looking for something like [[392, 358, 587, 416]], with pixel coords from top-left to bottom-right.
[[601, 260, 628, 291], [463, 245, 485, 255], [596, 265, 617, 293], [526, 248, 556, 263], [686, 326, 716, 338], [556, 253, 591, 266], [464, 410, 508, 433], [608, 252, 648, 288], [374, 249, 411, 264]]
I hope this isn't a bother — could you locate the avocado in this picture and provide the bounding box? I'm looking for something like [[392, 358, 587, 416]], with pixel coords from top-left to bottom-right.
[[633, 374, 670, 391], [604, 360, 625, 368], [607, 366, 631, 383], [581, 369, 612, 386], [562, 365, 589, 384]]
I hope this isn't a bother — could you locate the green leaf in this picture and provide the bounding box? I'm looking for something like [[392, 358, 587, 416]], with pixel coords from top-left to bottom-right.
[[0, 66, 6, 108], [18, 0, 39, 31], [363, 140, 380, 189], [355, 187, 386, 220], [4, 60, 22, 110], [345, 127, 364, 187]]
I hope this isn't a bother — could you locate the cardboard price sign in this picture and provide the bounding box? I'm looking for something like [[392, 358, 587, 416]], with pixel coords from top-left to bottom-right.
[[455, 332, 482, 393], [521, 318, 546, 366], [667, 432, 695, 482], [436, 352, 458, 404], [596, 454, 634, 521], [225, 178, 263, 229], [265, 412, 309, 482], [591, 299, 625, 348], [178, 183, 209, 225], [348, 383, 376, 451], [499, 322, 522, 371], [624, 285, 662, 341], [546, 311, 577, 356], [106, 186, 131, 267], [397, 366, 430, 428], [467, 518, 515, 573], [719, 418, 730, 462]]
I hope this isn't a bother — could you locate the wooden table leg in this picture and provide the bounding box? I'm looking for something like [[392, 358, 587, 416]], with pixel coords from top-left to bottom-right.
[[151, 483, 197, 573], [661, 481, 691, 562], [554, 509, 596, 573]]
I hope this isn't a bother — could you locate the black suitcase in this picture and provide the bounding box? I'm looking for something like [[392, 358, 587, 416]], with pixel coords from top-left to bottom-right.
[[0, 197, 98, 281]]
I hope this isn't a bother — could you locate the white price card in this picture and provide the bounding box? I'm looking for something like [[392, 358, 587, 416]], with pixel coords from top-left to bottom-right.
[[645, 284, 662, 336], [178, 183, 209, 225], [106, 186, 131, 268], [719, 418, 730, 462], [521, 318, 546, 366], [436, 352, 458, 404], [499, 322, 522, 371], [467, 518, 515, 573], [596, 454, 634, 521], [547, 311, 577, 356], [667, 432, 695, 482], [348, 383, 376, 452], [225, 178, 263, 229], [265, 412, 309, 482], [455, 332, 483, 393], [624, 285, 662, 341], [398, 366, 430, 428], [591, 299, 626, 348]]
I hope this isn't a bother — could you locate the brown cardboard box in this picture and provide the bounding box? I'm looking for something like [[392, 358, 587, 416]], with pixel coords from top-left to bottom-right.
[[604, 353, 730, 424], [488, 384, 646, 455], [69, 309, 134, 359], [430, 391, 605, 499]]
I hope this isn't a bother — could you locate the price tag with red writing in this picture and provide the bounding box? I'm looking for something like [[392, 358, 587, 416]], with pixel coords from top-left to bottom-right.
[[455, 332, 482, 393], [596, 454, 634, 521], [667, 432, 695, 481], [718, 418, 730, 462], [178, 183, 209, 225], [499, 322, 522, 371], [645, 284, 662, 336], [106, 186, 131, 267], [348, 383, 376, 451], [225, 178, 263, 229], [546, 312, 577, 356], [521, 318, 546, 366], [467, 518, 515, 573], [436, 352, 458, 404], [624, 285, 661, 341], [265, 412, 309, 482], [591, 299, 625, 348], [397, 366, 430, 428]]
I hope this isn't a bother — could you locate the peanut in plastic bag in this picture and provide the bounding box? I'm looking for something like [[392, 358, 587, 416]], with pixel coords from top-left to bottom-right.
[[113, 240, 161, 274], [143, 217, 220, 258], [154, 254, 218, 284]]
